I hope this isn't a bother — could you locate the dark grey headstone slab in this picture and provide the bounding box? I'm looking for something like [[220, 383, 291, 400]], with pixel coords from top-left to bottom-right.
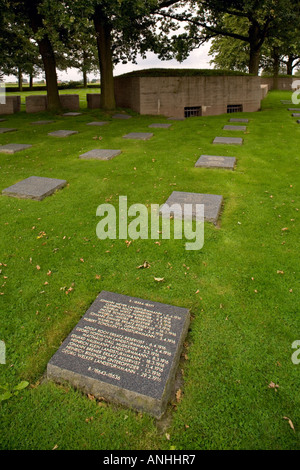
[[31, 120, 55, 125], [195, 155, 236, 170], [292, 113, 300, 117], [149, 123, 172, 128], [62, 112, 82, 116], [123, 132, 153, 140], [0, 119, 6, 122], [47, 290, 190, 418], [0, 128, 17, 134], [79, 149, 121, 160], [213, 137, 243, 146], [160, 191, 223, 224], [2, 176, 67, 200], [223, 125, 247, 132], [167, 117, 185, 121], [297, 120, 300, 124], [0, 144, 32, 154], [86, 121, 109, 126], [112, 114, 132, 119], [48, 130, 78, 137], [229, 118, 249, 123], [288, 108, 300, 111]]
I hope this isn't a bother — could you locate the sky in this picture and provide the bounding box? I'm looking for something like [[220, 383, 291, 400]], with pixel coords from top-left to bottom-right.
[[5, 42, 213, 83]]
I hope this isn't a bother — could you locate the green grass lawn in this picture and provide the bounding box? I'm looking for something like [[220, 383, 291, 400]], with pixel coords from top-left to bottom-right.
[[0, 90, 299, 450]]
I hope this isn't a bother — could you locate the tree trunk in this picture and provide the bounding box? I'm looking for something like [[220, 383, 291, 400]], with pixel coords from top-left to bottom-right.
[[18, 68, 23, 92], [37, 37, 61, 111], [287, 56, 294, 76], [248, 23, 262, 75], [93, 6, 116, 110], [83, 70, 87, 88], [272, 47, 280, 90], [26, 0, 61, 112], [29, 72, 33, 89]]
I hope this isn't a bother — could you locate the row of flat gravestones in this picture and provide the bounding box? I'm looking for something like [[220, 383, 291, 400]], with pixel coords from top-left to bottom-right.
[[0, 111, 250, 417], [0, 103, 289, 417], [0, 113, 247, 225]]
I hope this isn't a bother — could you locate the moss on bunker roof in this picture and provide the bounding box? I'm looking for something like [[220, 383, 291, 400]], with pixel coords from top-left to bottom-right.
[[116, 68, 253, 78]]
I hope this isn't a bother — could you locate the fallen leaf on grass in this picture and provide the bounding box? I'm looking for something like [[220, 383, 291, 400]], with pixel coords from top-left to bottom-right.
[[283, 416, 295, 432], [268, 381, 279, 390], [137, 261, 150, 269], [176, 389, 182, 403]]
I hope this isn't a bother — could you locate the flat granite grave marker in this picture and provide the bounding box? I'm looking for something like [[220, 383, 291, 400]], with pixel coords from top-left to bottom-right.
[[123, 132, 153, 140], [47, 290, 190, 418], [79, 149, 121, 160], [48, 130, 78, 138], [112, 114, 132, 119], [0, 144, 32, 154], [0, 119, 6, 122], [288, 108, 300, 112], [31, 120, 55, 125], [292, 113, 300, 117], [213, 137, 243, 146], [0, 128, 17, 134], [149, 123, 172, 128], [195, 155, 236, 170], [229, 118, 249, 123], [223, 125, 247, 132], [86, 121, 109, 126], [62, 112, 82, 116], [2, 176, 67, 200], [160, 191, 223, 224]]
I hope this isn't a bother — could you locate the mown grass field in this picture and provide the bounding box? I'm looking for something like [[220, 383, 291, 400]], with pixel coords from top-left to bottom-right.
[[0, 90, 299, 450]]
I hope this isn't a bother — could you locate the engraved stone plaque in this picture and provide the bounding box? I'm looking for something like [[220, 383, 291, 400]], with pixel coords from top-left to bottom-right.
[[148, 123, 171, 128], [2, 176, 67, 200], [79, 149, 121, 160], [0, 127, 17, 134], [160, 191, 223, 224], [0, 144, 32, 154], [47, 291, 190, 418], [86, 121, 109, 126], [213, 137, 243, 145], [223, 125, 247, 132], [48, 130, 78, 137], [229, 118, 249, 123], [195, 155, 236, 170], [31, 120, 55, 125], [112, 114, 132, 119], [123, 132, 153, 140]]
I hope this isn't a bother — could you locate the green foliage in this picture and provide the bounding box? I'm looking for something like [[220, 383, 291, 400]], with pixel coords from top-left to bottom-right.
[[0, 381, 29, 402]]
